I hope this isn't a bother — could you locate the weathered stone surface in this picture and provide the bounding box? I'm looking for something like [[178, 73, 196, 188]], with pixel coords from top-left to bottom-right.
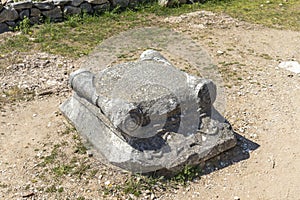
[[80, 2, 93, 13], [87, 0, 108, 5], [128, 0, 139, 7], [71, 0, 84, 6], [158, 0, 186, 7], [11, 1, 32, 10], [42, 7, 62, 19], [64, 5, 81, 15], [30, 8, 41, 17], [60, 50, 236, 173], [34, 2, 55, 10], [0, 7, 18, 23], [29, 16, 39, 24], [93, 3, 109, 13], [0, 3, 3, 11], [0, 22, 8, 33], [111, 0, 129, 8], [53, 0, 71, 6], [19, 9, 30, 20], [5, 20, 15, 27]]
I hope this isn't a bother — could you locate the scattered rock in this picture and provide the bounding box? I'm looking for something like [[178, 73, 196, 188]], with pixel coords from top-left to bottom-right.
[[87, 150, 93, 157], [21, 192, 35, 198], [278, 61, 300, 73], [164, 10, 251, 29], [217, 50, 224, 55], [1, 52, 75, 99]]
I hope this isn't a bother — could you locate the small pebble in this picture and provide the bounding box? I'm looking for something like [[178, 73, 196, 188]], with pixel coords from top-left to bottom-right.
[[87, 150, 93, 157], [217, 50, 224, 55]]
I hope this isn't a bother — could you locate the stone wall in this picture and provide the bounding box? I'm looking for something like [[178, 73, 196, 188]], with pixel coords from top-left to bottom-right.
[[0, 0, 143, 33], [0, 0, 203, 33]]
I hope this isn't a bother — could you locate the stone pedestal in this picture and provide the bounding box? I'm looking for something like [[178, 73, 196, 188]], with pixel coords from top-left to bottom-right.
[[60, 50, 236, 173]]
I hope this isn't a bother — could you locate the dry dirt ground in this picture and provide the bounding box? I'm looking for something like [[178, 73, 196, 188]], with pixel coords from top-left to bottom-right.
[[1, 11, 300, 199]]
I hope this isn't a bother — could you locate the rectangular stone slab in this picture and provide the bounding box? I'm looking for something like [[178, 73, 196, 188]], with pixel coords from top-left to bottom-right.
[[60, 93, 237, 174]]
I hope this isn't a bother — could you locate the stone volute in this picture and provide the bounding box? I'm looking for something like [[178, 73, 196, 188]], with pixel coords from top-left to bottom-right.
[[60, 49, 236, 174]]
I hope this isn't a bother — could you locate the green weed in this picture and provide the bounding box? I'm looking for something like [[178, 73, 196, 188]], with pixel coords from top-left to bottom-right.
[[53, 164, 73, 176], [45, 184, 64, 193], [172, 164, 202, 185], [14, 16, 32, 34]]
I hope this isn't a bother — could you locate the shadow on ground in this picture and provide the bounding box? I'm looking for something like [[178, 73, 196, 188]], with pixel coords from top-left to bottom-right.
[[147, 132, 259, 180], [201, 132, 260, 175]]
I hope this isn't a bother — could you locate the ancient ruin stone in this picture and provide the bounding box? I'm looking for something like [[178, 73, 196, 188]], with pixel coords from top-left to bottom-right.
[[11, 1, 32, 10], [93, 3, 109, 13], [64, 5, 81, 15], [158, 0, 187, 7], [60, 50, 236, 174], [42, 7, 62, 20], [87, 0, 108, 5], [0, 22, 8, 33], [80, 2, 92, 13], [5, 20, 15, 27], [34, 2, 55, 10], [19, 9, 29, 20], [0, 7, 18, 23], [71, 0, 85, 7], [30, 8, 41, 17], [53, 0, 71, 6], [111, 0, 129, 8]]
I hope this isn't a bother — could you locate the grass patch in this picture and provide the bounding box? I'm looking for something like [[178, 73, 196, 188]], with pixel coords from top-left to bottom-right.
[[0, 0, 299, 58], [201, 0, 300, 31], [102, 164, 202, 198], [53, 164, 73, 176], [172, 164, 202, 185], [0, 9, 156, 58], [45, 184, 64, 193]]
